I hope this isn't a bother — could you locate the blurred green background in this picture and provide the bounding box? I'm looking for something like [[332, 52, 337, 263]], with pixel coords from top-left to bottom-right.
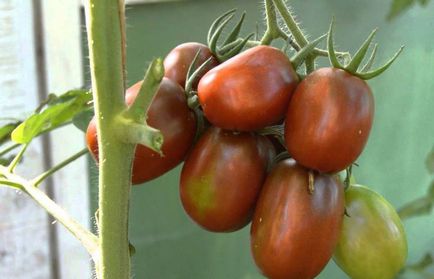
[[83, 0, 434, 278]]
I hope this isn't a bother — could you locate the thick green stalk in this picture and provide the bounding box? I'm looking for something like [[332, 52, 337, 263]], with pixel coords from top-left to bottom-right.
[[261, 0, 280, 45], [0, 166, 98, 256], [84, 0, 133, 278], [271, 0, 308, 47]]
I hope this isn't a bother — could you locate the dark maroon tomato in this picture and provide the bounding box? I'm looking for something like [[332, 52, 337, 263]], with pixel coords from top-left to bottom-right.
[[251, 159, 344, 279], [86, 77, 196, 185], [198, 45, 299, 131], [163, 42, 219, 89], [179, 126, 275, 232], [284, 67, 374, 173]]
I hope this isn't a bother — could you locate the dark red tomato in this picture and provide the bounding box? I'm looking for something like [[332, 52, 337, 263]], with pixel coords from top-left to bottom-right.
[[179, 126, 275, 232], [284, 67, 374, 173], [198, 45, 299, 131], [251, 159, 344, 279], [163, 42, 219, 89], [86, 77, 196, 185]]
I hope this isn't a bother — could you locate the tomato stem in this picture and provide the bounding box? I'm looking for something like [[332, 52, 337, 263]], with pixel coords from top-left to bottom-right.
[[0, 143, 20, 158], [84, 0, 134, 278], [32, 148, 89, 187], [261, 0, 281, 45], [0, 165, 99, 259], [271, 0, 309, 47], [115, 117, 163, 154], [125, 58, 164, 122], [7, 143, 28, 173]]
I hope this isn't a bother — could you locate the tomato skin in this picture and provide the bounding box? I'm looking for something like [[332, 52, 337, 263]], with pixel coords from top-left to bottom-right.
[[334, 185, 407, 279], [179, 126, 275, 232], [198, 45, 299, 131], [163, 42, 219, 89], [86, 77, 196, 185], [250, 159, 344, 279], [285, 67, 374, 173]]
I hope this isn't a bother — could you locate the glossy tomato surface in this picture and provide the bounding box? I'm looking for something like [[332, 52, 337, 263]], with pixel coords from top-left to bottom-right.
[[198, 45, 299, 131], [180, 126, 275, 232], [86, 77, 196, 185], [285, 67, 374, 173], [251, 159, 344, 279], [334, 185, 407, 279], [163, 42, 219, 89]]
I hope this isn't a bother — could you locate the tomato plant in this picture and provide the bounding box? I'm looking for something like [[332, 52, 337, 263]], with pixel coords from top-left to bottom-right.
[[198, 45, 299, 131], [180, 126, 274, 232], [87, 77, 196, 184], [0, 1, 411, 278], [285, 67, 374, 173], [251, 159, 344, 279], [334, 185, 408, 279]]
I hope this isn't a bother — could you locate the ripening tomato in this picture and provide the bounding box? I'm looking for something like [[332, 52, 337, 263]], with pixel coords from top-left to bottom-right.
[[251, 159, 344, 279], [179, 126, 275, 232], [198, 45, 299, 131], [163, 42, 219, 89], [285, 67, 374, 173], [334, 185, 407, 279], [86, 77, 196, 185]]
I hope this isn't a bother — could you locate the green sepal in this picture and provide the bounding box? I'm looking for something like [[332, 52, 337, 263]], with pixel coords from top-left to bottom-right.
[[327, 18, 344, 69], [291, 33, 327, 69], [222, 11, 246, 45], [219, 33, 254, 61], [345, 28, 378, 73], [361, 43, 378, 72], [185, 49, 203, 93], [207, 9, 236, 46], [185, 57, 215, 94], [353, 46, 404, 80], [208, 12, 236, 54]]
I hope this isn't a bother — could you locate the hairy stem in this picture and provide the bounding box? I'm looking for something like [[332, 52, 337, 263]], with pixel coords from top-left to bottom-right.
[[32, 148, 89, 186], [261, 0, 280, 45], [271, 0, 308, 47], [84, 0, 133, 278], [0, 166, 98, 257]]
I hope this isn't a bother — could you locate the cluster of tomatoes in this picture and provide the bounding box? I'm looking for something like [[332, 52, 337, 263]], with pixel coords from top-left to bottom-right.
[[86, 40, 407, 279]]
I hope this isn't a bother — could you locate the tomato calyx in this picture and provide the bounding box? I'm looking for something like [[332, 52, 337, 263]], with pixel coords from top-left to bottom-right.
[[290, 33, 327, 69], [327, 19, 404, 80], [207, 9, 254, 62]]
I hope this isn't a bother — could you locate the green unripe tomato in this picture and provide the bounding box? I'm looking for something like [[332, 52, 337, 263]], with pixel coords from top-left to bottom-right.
[[334, 184, 407, 279]]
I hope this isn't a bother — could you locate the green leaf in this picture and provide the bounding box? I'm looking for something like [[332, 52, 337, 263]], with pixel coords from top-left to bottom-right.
[[72, 108, 94, 133], [0, 122, 20, 144], [11, 90, 92, 144], [0, 155, 14, 166], [387, 0, 431, 20]]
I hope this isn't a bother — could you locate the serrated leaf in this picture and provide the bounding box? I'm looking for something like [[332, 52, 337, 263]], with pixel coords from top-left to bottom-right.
[[11, 90, 91, 144], [73, 108, 94, 133]]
